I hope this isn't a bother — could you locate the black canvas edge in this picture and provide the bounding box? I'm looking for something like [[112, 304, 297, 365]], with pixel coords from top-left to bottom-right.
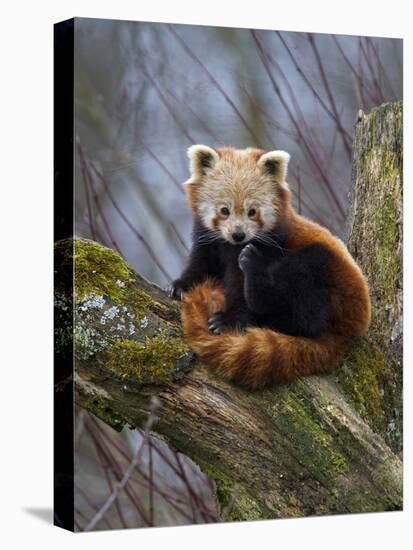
[[54, 18, 75, 532]]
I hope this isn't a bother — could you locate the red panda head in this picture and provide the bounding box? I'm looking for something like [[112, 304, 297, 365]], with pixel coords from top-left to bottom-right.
[[184, 145, 291, 245]]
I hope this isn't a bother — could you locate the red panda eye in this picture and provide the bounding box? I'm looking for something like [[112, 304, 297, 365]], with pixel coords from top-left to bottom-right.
[[220, 207, 230, 216], [248, 208, 256, 217]]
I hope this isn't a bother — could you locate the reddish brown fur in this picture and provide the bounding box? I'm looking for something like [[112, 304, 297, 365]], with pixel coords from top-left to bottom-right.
[[185, 147, 279, 215], [181, 191, 371, 389]]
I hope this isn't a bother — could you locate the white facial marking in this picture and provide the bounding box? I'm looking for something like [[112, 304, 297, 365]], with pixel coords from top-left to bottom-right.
[[198, 200, 217, 230], [191, 147, 290, 243], [198, 195, 280, 243], [260, 203, 278, 231]]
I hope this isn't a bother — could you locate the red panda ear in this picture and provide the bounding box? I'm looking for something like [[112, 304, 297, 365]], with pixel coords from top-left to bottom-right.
[[187, 145, 219, 178], [257, 150, 290, 186]]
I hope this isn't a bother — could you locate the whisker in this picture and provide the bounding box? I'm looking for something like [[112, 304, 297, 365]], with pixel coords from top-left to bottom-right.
[[197, 234, 220, 241], [195, 232, 224, 247], [192, 229, 221, 239], [254, 233, 288, 254]]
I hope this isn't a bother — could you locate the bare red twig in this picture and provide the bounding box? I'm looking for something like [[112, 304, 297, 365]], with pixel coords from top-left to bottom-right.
[[250, 30, 346, 220], [88, 157, 173, 281], [83, 415, 151, 526], [83, 398, 161, 531], [169, 221, 189, 253], [366, 37, 398, 101], [75, 485, 114, 529], [241, 86, 298, 141], [110, 86, 186, 196], [332, 35, 377, 106], [165, 84, 225, 145], [135, 54, 194, 143], [78, 144, 122, 253], [276, 31, 353, 147], [306, 33, 352, 160], [94, 444, 129, 529], [133, 136, 185, 195], [88, 420, 200, 522], [149, 439, 218, 522], [242, 86, 335, 225], [167, 24, 262, 146], [359, 37, 385, 105], [78, 143, 98, 241]]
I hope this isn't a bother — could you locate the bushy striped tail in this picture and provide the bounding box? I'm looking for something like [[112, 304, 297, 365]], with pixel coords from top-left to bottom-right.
[[181, 280, 347, 389]]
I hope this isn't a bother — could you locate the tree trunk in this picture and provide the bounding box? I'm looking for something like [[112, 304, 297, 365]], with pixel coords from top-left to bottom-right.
[[55, 102, 403, 521], [339, 101, 403, 453]]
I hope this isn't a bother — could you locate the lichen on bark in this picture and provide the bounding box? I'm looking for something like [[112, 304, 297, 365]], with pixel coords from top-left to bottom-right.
[[55, 237, 194, 386]]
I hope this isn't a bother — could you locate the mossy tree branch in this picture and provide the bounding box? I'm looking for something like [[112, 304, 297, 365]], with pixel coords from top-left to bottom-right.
[[55, 102, 403, 520]]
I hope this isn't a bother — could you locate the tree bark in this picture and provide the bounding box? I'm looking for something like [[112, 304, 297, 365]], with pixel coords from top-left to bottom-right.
[[55, 102, 403, 521], [340, 101, 403, 453]]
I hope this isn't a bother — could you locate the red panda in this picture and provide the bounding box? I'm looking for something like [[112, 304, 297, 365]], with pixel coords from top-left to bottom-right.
[[169, 145, 371, 389]]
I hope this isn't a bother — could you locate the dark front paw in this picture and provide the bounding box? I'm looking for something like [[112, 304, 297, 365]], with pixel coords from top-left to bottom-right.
[[208, 311, 233, 334], [238, 243, 262, 273], [167, 279, 187, 300], [208, 310, 251, 334]]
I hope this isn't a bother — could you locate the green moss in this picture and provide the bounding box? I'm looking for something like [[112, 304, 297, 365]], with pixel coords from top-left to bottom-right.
[[127, 286, 168, 320], [55, 238, 133, 301], [339, 487, 399, 513], [56, 237, 168, 322], [105, 333, 190, 385], [55, 238, 194, 383], [366, 102, 402, 152], [75, 387, 125, 432], [201, 465, 266, 521], [329, 451, 348, 474], [342, 104, 403, 452], [127, 287, 155, 313], [356, 106, 401, 318], [337, 338, 397, 437], [72, 239, 167, 320], [73, 239, 132, 301], [267, 388, 348, 482], [207, 468, 233, 509], [228, 494, 266, 521]]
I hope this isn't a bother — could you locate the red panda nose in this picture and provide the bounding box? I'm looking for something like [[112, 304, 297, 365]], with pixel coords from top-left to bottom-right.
[[232, 230, 246, 243]]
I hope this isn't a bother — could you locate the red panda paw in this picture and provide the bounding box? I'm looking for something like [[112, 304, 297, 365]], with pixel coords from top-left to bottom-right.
[[167, 279, 187, 300], [238, 243, 262, 272], [208, 310, 253, 334], [208, 311, 238, 334]]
